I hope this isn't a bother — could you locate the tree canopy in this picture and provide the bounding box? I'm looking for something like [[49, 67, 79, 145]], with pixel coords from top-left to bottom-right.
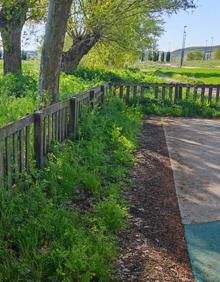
[[62, 0, 195, 72]]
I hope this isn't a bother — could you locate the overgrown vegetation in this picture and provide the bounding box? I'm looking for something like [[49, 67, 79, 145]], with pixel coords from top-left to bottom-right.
[[141, 95, 220, 118], [0, 66, 162, 127], [0, 95, 141, 280], [1, 52, 220, 281], [186, 51, 203, 61]]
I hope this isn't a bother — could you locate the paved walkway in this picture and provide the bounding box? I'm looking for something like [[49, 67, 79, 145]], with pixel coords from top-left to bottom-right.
[[163, 118, 220, 282]]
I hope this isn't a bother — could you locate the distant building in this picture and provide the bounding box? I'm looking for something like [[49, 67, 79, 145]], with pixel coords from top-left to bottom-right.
[[0, 49, 37, 60], [171, 45, 220, 60], [24, 50, 37, 59]]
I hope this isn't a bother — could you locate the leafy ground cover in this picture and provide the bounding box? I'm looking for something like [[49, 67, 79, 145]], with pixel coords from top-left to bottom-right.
[[0, 95, 141, 281]]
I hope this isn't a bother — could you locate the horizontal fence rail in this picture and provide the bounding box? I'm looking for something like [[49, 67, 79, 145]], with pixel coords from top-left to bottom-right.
[[0, 86, 104, 187], [1, 81, 220, 187], [109, 82, 220, 105]]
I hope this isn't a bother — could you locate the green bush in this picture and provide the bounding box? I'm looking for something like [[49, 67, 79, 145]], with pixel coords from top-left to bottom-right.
[[214, 47, 220, 60], [71, 66, 163, 83], [0, 73, 37, 98], [187, 51, 203, 61]]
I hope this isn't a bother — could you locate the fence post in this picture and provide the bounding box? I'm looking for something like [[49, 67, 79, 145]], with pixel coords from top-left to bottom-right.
[[126, 85, 130, 103], [90, 90, 95, 109], [162, 84, 166, 104], [201, 86, 205, 105], [186, 85, 190, 100], [169, 84, 173, 104], [174, 85, 179, 104], [0, 139, 3, 187], [133, 84, 137, 100], [193, 86, 197, 101], [119, 85, 123, 98], [154, 84, 159, 99], [69, 97, 77, 139], [109, 82, 112, 95], [140, 85, 145, 102], [101, 85, 105, 104], [34, 110, 44, 168], [179, 85, 182, 100], [216, 87, 220, 104], [208, 86, 213, 104]]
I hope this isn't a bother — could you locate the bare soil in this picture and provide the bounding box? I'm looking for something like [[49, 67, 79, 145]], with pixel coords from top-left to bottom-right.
[[115, 118, 194, 282]]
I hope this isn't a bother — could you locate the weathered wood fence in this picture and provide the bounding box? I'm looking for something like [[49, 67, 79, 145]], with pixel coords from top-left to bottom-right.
[[1, 81, 220, 187], [0, 86, 105, 187], [110, 82, 220, 105]]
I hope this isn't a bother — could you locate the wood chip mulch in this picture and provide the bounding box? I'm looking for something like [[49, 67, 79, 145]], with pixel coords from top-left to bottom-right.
[[115, 118, 194, 282]]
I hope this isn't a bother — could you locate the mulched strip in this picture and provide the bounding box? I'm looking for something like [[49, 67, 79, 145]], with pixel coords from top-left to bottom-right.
[[115, 118, 194, 282]]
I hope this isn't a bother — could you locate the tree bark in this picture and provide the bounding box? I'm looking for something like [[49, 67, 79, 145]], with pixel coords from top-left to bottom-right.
[[62, 33, 100, 74], [39, 0, 73, 103], [0, 2, 27, 75], [1, 24, 23, 74]]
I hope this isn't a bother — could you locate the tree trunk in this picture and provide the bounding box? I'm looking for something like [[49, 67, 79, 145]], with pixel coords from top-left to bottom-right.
[[62, 33, 100, 74], [1, 24, 23, 74], [39, 0, 73, 104]]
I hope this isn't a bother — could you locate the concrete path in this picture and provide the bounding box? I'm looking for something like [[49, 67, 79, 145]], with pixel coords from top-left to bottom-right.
[[162, 117, 220, 282]]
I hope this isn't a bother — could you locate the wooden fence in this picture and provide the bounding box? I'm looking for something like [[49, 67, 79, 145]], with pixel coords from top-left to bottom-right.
[[0, 86, 105, 187], [1, 81, 220, 187], [109, 82, 220, 105]]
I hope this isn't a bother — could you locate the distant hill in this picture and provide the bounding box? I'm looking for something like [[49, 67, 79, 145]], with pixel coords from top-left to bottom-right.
[[171, 45, 220, 58]]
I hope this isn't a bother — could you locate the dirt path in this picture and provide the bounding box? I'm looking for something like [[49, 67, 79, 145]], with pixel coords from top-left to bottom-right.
[[116, 118, 193, 282]]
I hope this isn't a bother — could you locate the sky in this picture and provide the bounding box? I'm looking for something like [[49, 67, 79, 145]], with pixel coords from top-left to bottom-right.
[[158, 0, 220, 51], [22, 0, 219, 52]]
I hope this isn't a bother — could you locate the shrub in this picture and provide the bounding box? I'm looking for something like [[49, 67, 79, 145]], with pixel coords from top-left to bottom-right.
[[160, 52, 165, 62], [166, 51, 171, 62], [21, 51, 27, 60], [0, 73, 37, 98], [187, 51, 203, 61], [214, 47, 220, 60]]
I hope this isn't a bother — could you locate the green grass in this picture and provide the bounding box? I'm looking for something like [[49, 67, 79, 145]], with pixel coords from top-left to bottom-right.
[[0, 95, 141, 281], [183, 59, 220, 69], [135, 60, 220, 84], [153, 67, 220, 84]]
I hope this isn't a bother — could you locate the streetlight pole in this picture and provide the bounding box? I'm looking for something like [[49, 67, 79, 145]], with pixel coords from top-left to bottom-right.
[[180, 25, 187, 68], [210, 36, 214, 59], [203, 40, 208, 61]]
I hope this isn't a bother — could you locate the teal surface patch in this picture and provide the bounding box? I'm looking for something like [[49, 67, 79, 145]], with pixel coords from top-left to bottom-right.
[[185, 221, 220, 282]]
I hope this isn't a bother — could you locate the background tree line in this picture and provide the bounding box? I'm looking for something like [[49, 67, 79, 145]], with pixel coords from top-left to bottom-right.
[[147, 50, 171, 62]]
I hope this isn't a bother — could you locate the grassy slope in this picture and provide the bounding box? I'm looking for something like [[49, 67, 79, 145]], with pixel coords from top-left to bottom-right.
[[136, 60, 220, 84], [153, 67, 220, 84], [183, 59, 220, 69]]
